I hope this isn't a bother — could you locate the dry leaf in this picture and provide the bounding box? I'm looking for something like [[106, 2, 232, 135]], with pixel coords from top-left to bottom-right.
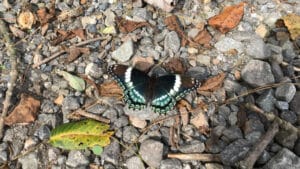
[[177, 100, 192, 126], [144, 0, 176, 12], [57, 6, 83, 21], [282, 13, 300, 40], [129, 116, 147, 128], [51, 29, 85, 46], [163, 57, 187, 74], [116, 17, 150, 33], [132, 56, 154, 71], [98, 81, 123, 98], [4, 94, 40, 126], [190, 109, 209, 135], [198, 72, 226, 92], [165, 15, 189, 46], [192, 29, 212, 48], [54, 94, 64, 105], [71, 29, 86, 40], [9, 25, 25, 38], [17, 10, 36, 29], [208, 2, 246, 34], [66, 47, 90, 63]]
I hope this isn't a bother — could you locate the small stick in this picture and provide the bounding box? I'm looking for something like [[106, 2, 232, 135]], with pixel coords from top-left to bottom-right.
[[168, 153, 221, 162], [71, 108, 110, 123], [281, 61, 300, 72], [239, 122, 279, 169]]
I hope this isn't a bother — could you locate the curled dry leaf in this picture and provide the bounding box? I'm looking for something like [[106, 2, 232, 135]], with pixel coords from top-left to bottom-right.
[[4, 94, 40, 126], [192, 29, 212, 48], [17, 10, 36, 29], [66, 47, 90, 63], [51, 29, 86, 46], [190, 108, 209, 136], [116, 17, 150, 33], [208, 2, 246, 34], [98, 81, 123, 98], [144, 0, 176, 12], [282, 13, 300, 40], [163, 57, 187, 74], [198, 72, 226, 92], [176, 100, 192, 126]]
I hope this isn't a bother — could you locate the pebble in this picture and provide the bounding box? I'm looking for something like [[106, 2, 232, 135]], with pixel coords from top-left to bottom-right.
[[224, 79, 242, 93], [132, 7, 151, 21], [274, 101, 289, 110], [101, 140, 120, 165], [271, 61, 284, 82], [164, 31, 181, 53], [0, 143, 8, 163], [122, 126, 140, 143], [256, 89, 276, 112], [19, 152, 38, 169], [112, 40, 134, 63], [66, 150, 89, 168], [41, 100, 59, 114], [214, 37, 244, 54], [262, 148, 300, 169], [85, 63, 103, 78], [221, 126, 243, 142], [126, 156, 145, 169], [178, 140, 205, 153], [280, 110, 297, 124], [160, 159, 183, 169], [294, 139, 300, 156], [139, 139, 164, 168], [62, 96, 80, 111], [275, 83, 296, 102], [257, 150, 271, 165], [34, 125, 51, 140], [241, 60, 275, 87], [38, 114, 58, 128], [196, 55, 211, 66], [123, 106, 159, 120], [290, 92, 300, 115], [245, 36, 271, 59], [275, 130, 298, 149], [220, 139, 251, 165]]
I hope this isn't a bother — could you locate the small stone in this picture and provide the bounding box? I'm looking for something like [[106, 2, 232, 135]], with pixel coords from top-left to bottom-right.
[[280, 110, 297, 124], [290, 92, 300, 115], [85, 63, 103, 78], [129, 116, 147, 128], [256, 150, 271, 165], [62, 96, 80, 111], [101, 140, 120, 165], [160, 159, 182, 169], [126, 156, 145, 169], [275, 130, 297, 149], [221, 126, 243, 142], [245, 37, 271, 59], [256, 89, 276, 112], [34, 125, 51, 140], [41, 100, 59, 114], [245, 131, 262, 144], [124, 106, 159, 120], [262, 148, 300, 169], [187, 47, 198, 54], [0, 143, 8, 163], [276, 83, 297, 102], [271, 61, 284, 82], [179, 140, 205, 153], [241, 60, 275, 87], [220, 139, 251, 165], [282, 49, 296, 62], [19, 152, 38, 169], [123, 126, 140, 143], [112, 40, 134, 63], [215, 37, 244, 54], [275, 101, 289, 110], [164, 31, 180, 53], [104, 9, 115, 26], [81, 16, 97, 29], [294, 139, 300, 156], [255, 24, 269, 38], [196, 55, 211, 66], [224, 79, 242, 93], [139, 139, 164, 168], [132, 8, 151, 21], [66, 150, 89, 168], [187, 28, 200, 38], [114, 116, 129, 128]]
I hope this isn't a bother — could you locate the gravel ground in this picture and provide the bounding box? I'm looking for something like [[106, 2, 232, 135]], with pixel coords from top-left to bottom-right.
[[0, 0, 300, 169]]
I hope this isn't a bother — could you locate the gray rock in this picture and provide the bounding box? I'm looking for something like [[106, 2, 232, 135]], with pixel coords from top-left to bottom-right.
[[245, 37, 271, 59], [241, 60, 275, 87], [294, 139, 300, 156], [102, 108, 118, 122], [41, 100, 59, 114], [243, 118, 265, 135], [114, 116, 129, 128], [66, 150, 89, 168], [132, 8, 151, 21], [0, 143, 8, 163], [257, 150, 271, 165], [271, 61, 284, 82], [215, 37, 244, 54], [124, 106, 159, 120], [126, 156, 145, 169], [139, 139, 164, 168], [262, 148, 300, 169], [164, 31, 180, 53], [290, 92, 300, 115], [85, 63, 103, 78], [101, 140, 120, 165], [275, 101, 289, 110], [245, 131, 262, 144], [224, 79, 242, 93], [282, 49, 296, 62], [62, 96, 80, 111], [275, 83, 296, 102], [256, 89, 276, 112], [112, 40, 134, 63], [18, 152, 38, 169], [34, 125, 51, 140], [280, 110, 297, 124], [3, 126, 28, 156], [103, 163, 116, 169], [38, 114, 58, 128], [220, 139, 251, 165], [179, 140, 205, 153], [186, 66, 209, 81], [160, 159, 182, 169], [123, 126, 140, 143], [104, 9, 115, 26], [275, 130, 297, 149], [222, 126, 243, 142], [196, 55, 211, 66]]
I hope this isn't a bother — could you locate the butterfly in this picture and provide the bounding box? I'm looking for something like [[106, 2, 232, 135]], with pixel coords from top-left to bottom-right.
[[108, 64, 200, 113]]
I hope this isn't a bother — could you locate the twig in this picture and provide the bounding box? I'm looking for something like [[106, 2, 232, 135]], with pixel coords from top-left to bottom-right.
[[245, 103, 300, 136], [281, 61, 300, 72], [0, 19, 18, 139], [32, 36, 110, 68], [239, 122, 279, 169], [69, 108, 110, 123], [168, 153, 221, 162]]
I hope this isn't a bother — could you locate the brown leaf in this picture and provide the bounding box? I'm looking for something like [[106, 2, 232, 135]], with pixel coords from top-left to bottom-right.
[[198, 72, 226, 92], [282, 13, 300, 40], [4, 94, 40, 126], [163, 57, 187, 74], [57, 6, 83, 21], [66, 47, 90, 63], [71, 29, 86, 40], [17, 10, 36, 29], [190, 109, 209, 136], [116, 17, 150, 33], [129, 116, 147, 129], [208, 2, 246, 34], [176, 100, 192, 126], [165, 15, 189, 46], [36, 0, 55, 34], [98, 81, 123, 98], [132, 56, 154, 72], [9, 25, 25, 38], [41, 23, 49, 35], [192, 28, 212, 48], [51, 29, 85, 46]]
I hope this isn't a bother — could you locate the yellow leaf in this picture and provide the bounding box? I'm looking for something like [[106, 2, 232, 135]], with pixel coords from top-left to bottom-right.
[[282, 14, 300, 40]]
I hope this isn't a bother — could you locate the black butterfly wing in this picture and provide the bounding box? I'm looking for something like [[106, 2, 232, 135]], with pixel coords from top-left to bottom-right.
[[151, 75, 199, 113], [108, 65, 149, 110]]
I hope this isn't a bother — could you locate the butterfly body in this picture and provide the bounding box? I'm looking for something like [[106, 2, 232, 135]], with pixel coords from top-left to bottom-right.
[[108, 64, 199, 113]]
